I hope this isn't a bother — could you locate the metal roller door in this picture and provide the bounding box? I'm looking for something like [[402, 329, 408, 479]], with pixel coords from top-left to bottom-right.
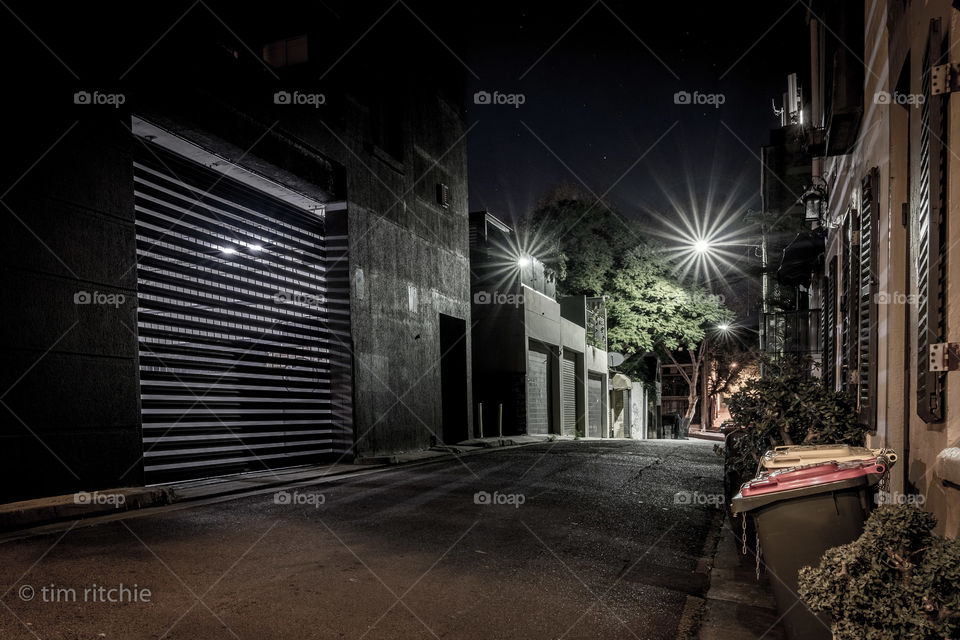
[[587, 375, 603, 437], [133, 145, 349, 483], [561, 354, 577, 436], [526, 348, 550, 434]]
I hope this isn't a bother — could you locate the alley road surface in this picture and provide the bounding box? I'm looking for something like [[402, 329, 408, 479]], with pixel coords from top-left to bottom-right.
[[1, 439, 723, 640]]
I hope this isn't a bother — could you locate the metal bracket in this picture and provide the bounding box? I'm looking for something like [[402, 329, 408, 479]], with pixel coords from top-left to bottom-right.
[[931, 63, 960, 95], [929, 343, 960, 371]]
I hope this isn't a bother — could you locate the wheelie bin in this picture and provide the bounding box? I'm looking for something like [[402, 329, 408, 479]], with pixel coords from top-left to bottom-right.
[[731, 447, 896, 640]]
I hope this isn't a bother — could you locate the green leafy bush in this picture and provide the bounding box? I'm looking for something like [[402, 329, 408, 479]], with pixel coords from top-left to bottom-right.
[[799, 505, 960, 640], [721, 356, 868, 480]]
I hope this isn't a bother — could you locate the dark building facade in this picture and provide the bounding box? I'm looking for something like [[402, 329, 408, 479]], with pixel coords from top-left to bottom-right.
[[469, 211, 609, 438], [1, 1, 471, 501]]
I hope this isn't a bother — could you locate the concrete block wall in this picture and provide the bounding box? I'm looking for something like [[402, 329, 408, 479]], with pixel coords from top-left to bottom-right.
[[0, 117, 143, 502]]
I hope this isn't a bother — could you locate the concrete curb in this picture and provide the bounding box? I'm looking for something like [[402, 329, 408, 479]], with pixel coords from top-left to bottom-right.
[[0, 436, 556, 533]]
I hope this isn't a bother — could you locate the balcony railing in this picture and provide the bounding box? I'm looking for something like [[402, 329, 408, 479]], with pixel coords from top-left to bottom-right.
[[761, 309, 822, 361]]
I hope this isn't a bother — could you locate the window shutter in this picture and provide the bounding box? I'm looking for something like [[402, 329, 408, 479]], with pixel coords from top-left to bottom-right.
[[841, 215, 856, 393], [858, 168, 879, 427], [824, 256, 838, 390], [917, 18, 946, 423]]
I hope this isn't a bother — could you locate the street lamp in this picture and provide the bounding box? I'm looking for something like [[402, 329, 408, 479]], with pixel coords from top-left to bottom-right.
[[801, 177, 829, 223], [693, 240, 711, 254], [517, 256, 531, 268]]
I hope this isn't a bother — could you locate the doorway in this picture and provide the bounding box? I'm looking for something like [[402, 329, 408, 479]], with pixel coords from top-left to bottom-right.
[[439, 314, 468, 444]]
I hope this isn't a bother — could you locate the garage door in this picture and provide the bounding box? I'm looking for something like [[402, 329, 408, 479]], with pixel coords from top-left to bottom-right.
[[587, 374, 603, 437], [561, 354, 577, 436], [526, 348, 550, 434], [133, 145, 350, 483]]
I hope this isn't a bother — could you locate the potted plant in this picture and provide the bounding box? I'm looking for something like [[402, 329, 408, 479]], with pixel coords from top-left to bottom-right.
[[798, 505, 960, 640]]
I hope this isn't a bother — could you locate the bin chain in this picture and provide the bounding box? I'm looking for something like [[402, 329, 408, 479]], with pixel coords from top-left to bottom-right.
[[755, 528, 762, 580], [741, 514, 747, 555]]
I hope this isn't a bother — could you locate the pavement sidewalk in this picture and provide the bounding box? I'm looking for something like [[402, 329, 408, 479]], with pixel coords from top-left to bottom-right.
[[0, 435, 556, 533], [698, 512, 785, 639]]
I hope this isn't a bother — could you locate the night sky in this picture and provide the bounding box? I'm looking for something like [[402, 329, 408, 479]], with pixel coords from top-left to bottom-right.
[[464, 1, 810, 230]]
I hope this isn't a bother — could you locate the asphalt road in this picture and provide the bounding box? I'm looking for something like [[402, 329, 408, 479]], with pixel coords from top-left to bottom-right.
[[0, 439, 723, 640]]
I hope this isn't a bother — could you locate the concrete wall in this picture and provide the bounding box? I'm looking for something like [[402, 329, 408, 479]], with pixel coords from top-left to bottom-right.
[[1, 117, 142, 502]]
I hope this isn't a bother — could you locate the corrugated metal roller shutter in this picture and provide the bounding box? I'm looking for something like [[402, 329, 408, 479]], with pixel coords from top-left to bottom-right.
[[526, 349, 549, 435], [133, 145, 350, 483], [587, 375, 602, 438], [561, 354, 576, 437]]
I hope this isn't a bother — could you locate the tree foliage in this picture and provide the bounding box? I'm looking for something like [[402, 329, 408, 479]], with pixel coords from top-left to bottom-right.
[[799, 505, 960, 640], [527, 187, 634, 296], [606, 245, 730, 355], [722, 356, 868, 478]]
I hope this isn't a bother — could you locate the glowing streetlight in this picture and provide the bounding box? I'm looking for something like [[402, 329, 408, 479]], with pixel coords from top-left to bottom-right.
[[717, 323, 731, 332], [693, 240, 711, 254], [517, 256, 531, 268]]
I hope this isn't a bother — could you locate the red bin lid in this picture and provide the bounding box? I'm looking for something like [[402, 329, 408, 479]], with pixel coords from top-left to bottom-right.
[[740, 458, 887, 498]]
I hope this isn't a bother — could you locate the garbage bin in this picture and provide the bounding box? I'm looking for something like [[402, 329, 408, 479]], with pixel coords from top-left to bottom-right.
[[731, 450, 895, 640]]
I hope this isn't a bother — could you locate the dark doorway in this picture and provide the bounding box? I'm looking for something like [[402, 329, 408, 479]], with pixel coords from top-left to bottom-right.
[[439, 314, 468, 444]]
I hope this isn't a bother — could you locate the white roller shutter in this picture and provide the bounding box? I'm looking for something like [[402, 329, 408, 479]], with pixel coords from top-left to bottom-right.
[[526, 349, 550, 435], [134, 145, 351, 483], [561, 355, 577, 437]]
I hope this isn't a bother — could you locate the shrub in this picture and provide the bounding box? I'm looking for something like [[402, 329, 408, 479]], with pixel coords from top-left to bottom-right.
[[721, 356, 868, 480], [798, 505, 960, 640]]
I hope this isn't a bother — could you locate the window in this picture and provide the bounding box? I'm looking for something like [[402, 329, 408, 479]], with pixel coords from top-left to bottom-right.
[[262, 35, 308, 68]]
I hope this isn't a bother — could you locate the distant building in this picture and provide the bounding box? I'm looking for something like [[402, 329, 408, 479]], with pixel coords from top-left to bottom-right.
[[469, 211, 610, 438]]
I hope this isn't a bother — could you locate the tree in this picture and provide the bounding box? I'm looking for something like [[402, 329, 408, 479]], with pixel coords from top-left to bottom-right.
[[705, 340, 759, 427], [525, 187, 635, 296], [605, 245, 732, 424]]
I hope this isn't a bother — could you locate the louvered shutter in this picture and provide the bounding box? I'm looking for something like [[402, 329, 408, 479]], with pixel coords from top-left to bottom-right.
[[824, 257, 837, 390], [917, 18, 946, 423], [858, 168, 879, 427]]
